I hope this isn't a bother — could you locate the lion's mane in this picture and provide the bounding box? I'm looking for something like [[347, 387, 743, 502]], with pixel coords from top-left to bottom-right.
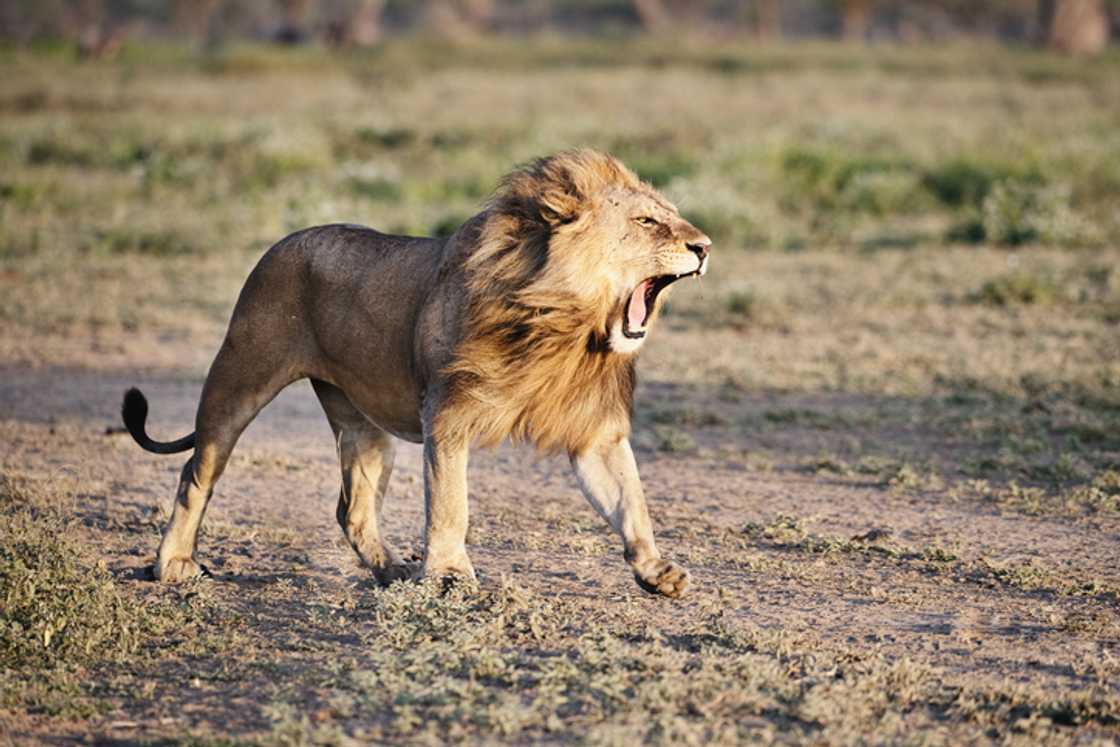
[[440, 150, 643, 455]]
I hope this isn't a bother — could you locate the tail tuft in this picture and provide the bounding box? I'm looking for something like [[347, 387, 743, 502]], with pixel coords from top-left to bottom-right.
[[120, 387, 196, 455], [122, 387, 149, 437]]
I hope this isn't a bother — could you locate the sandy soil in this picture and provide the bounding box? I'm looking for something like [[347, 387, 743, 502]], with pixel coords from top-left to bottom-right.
[[2, 335, 1118, 742]]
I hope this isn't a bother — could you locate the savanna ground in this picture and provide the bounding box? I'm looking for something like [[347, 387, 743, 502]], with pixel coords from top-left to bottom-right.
[[2, 37, 1120, 745]]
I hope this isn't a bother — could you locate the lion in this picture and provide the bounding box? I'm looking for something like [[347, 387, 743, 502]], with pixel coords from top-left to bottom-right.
[[121, 149, 711, 598]]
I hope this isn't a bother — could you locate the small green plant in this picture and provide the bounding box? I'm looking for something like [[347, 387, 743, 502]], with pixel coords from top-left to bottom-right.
[[616, 151, 697, 188], [0, 476, 178, 669], [838, 170, 924, 216], [0, 474, 199, 719], [83, 227, 197, 256], [982, 180, 1044, 245], [25, 137, 94, 167], [973, 271, 1059, 306], [429, 212, 472, 237], [681, 207, 764, 248], [779, 145, 915, 214], [348, 176, 402, 201], [653, 425, 697, 453], [355, 126, 416, 150], [725, 289, 755, 318], [921, 157, 1020, 208]]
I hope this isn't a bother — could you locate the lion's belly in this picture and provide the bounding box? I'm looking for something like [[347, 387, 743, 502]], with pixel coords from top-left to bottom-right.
[[303, 334, 426, 443], [332, 371, 425, 443], [294, 225, 442, 444]]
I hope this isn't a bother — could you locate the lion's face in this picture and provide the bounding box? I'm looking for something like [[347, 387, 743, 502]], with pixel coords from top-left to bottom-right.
[[549, 183, 711, 354]]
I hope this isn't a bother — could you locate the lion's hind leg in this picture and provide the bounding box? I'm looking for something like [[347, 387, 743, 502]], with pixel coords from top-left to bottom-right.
[[157, 341, 295, 582], [312, 380, 412, 585]]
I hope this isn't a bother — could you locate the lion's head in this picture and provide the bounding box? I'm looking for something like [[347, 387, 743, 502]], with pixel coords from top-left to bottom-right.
[[473, 149, 711, 354], [442, 149, 711, 453]]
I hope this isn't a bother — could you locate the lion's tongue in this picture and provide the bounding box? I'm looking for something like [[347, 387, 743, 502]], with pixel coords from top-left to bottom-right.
[[628, 279, 651, 330]]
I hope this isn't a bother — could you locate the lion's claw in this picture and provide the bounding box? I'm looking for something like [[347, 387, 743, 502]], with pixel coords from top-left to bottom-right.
[[634, 559, 690, 599]]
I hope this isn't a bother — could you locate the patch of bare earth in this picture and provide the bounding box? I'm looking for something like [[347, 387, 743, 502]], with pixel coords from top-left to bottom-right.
[[1, 328, 1117, 744]]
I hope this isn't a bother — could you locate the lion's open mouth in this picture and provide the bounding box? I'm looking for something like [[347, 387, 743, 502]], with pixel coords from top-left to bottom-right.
[[623, 274, 690, 339]]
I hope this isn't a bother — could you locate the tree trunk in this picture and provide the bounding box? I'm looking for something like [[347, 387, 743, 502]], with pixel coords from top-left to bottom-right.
[[1049, 0, 1109, 55], [1034, 0, 1057, 43], [346, 0, 386, 46], [70, 0, 103, 52], [69, 0, 128, 59], [757, 0, 781, 39], [174, 0, 222, 41], [458, 0, 495, 29], [842, 0, 873, 42], [633, 0, 709, 33], [284, 0, 312, 28], [633, 0, 670, 32], [422, 0, 494, 36]]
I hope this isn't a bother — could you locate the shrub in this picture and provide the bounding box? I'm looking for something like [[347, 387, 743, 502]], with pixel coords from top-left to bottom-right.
[[0, 476, 151, 668], [355, 126, 416, 150], [726, 290, 755, 317], [922, 158, 1009, 208], [84, 227, 196, 256], [945, 211, 987, 244], [25, 138, 94, 167], [617, 151, 697, 188], [838, 170, 925, 216], [429, 212, 471, 236], [654, 425, 697, 453], [778, 145, 915, 214], [943, 179, 1097, 248], [973, 271, 1059, 306], [982, 180, 1043, 246], [348, 176, 402, 201], [681, 207, 766, 249]]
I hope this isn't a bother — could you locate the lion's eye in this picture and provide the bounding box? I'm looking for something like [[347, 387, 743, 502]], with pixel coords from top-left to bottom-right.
[[635, 216, 658, 227]]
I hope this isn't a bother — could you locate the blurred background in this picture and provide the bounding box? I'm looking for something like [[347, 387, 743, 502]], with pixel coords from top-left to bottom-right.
[[1, 1, 1118, 55], [2, 9, 1119, 736]]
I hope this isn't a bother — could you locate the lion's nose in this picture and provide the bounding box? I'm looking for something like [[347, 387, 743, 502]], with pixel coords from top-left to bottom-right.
[[686, 238, 711, 260]]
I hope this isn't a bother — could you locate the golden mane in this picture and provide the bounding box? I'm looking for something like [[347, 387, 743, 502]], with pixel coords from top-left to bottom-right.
[[440, 150, 644, 454]]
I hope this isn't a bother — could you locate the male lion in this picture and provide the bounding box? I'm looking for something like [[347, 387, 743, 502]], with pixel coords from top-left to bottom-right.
[[122, 149, 710, 598]]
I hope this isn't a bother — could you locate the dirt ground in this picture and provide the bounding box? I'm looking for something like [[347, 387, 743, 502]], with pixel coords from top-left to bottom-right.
[[3, 312, 1119, 744]]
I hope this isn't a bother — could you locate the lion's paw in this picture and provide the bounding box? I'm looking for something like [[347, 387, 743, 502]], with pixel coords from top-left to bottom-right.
[[421, 557, 478, 593], [432, 568, 479, 595], [156, 557, 208, 583], [373, 559, 422, 587], [634, 559, 690, 599]]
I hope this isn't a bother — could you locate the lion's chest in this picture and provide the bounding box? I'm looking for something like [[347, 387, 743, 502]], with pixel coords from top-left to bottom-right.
[[475, 349, 634, 454]]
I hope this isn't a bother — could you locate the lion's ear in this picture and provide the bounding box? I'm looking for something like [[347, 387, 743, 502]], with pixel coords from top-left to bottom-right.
[[538, 192, 581, 226], [536, 165, 585, 226]]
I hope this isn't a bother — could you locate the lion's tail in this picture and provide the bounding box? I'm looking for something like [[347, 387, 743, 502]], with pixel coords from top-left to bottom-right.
[[121, 388, 196, 455]]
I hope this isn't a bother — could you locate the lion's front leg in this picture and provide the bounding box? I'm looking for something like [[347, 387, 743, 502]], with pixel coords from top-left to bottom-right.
[[421, 427, 476, 583], [570, 433, 690, 599]]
